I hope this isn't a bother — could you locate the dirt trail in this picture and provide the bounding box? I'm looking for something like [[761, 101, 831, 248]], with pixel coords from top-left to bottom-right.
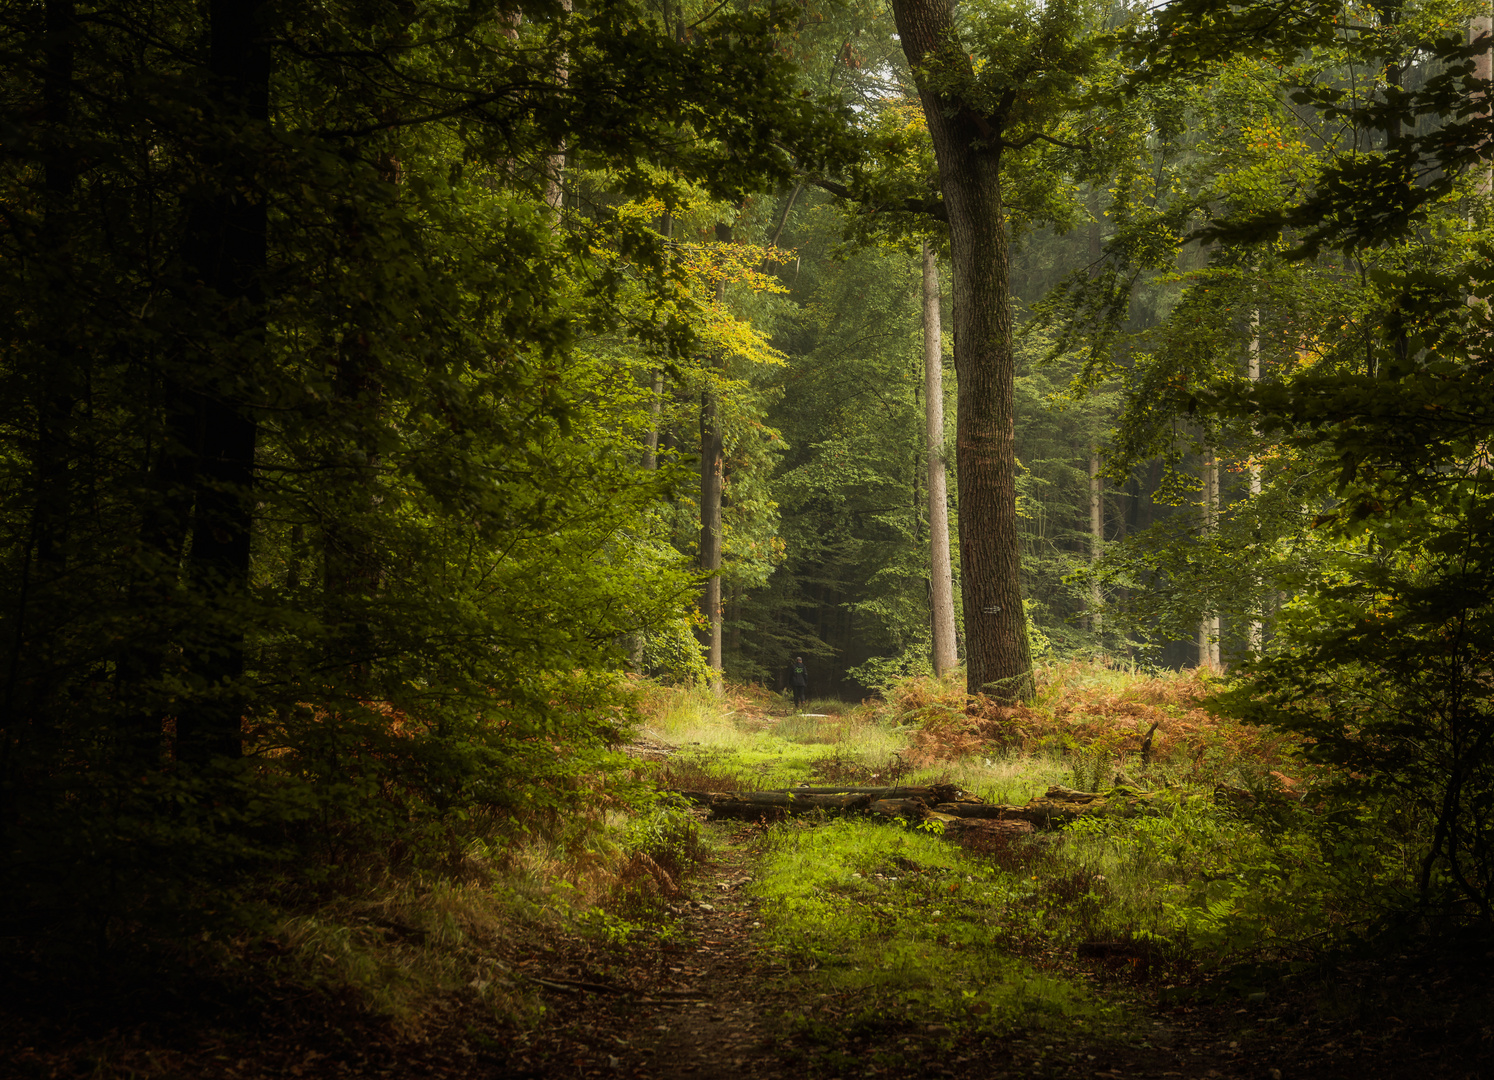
[[506, 824, 1216, 1080], [505, 820, 1494, 1080], [509, 828, 789, 1079]]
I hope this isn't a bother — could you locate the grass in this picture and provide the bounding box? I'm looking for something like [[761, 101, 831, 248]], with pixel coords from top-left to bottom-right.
[[631, 660, 1404, 1047], [226, 661, 1375, 1037], [639, 684, 907, 791], [745, 816, 1123, 1038]]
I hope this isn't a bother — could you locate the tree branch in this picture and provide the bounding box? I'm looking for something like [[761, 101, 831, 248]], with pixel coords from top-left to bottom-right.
[[803, 175, 948, 222], [1005, 130, 1091, 153]]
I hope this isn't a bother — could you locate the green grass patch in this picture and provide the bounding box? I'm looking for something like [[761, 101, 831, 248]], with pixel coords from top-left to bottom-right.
[[644, 691, 908, 790], [746, 817, 1126, 1038]]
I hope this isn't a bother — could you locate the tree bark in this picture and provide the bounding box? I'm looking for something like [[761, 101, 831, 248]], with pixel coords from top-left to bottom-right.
[[700, 389, 723, 685], [1246, 307, 1263, 653], [1474, 14, 1493, 197], [923, 241, 960, 676], [543, 0, 572, 215], [172, 0, 271, 765], [698, 222, 731, 689], [644, 370, 664, 470], [34, 0, 79, 572], [891, 0, 1032, 701], [1089, 449, 1103, 637], [1198, 444, 1220, 671]]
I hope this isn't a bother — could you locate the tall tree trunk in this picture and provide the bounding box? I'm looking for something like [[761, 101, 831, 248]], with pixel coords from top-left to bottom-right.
[[922, 241, 959, 676], [644, 371, 664, 469], [1246, 307, 1264, 653], [699, 225, 730, 690], [1475, 14, 1494, 197], [34, 0, 79, 573], [172, 0, 270, 765], [543, 0, 572, 214], [1089, 449, 1103, 638], [644, 210, 670, 471], [699, 392, 723, 685], [891, 0, 1032, 700], [1198, 444, 1220, 671]]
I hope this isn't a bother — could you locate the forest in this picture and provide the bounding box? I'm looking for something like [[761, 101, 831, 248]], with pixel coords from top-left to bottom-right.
[[2, 0, 1493, 1076]]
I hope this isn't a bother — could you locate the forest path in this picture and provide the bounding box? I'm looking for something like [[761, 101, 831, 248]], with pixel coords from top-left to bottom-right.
[[510, 819, 1249, 1080], [512, 825, 791, 1079]]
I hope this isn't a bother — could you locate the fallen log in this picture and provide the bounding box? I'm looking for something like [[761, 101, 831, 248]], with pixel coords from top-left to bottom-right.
[[673, 783, 1188, 828], [677, 785, 971, 807], [784, 783, 975, 801], [941, 817, 1035, 838], [683, 790, 875, 819]]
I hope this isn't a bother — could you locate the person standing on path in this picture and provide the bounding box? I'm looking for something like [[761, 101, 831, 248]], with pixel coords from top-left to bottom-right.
[[789, 656, 808, 710]]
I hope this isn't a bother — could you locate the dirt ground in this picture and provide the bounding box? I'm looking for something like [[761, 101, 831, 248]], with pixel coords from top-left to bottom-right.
[[4, 825, 1492, 1080]]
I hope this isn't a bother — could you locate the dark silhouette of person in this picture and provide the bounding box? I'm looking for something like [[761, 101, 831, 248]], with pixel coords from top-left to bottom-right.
[[789, 656, 808, 709]]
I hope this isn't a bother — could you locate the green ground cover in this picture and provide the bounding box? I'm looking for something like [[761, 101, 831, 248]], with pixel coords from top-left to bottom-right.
[[623, 664, 1412, 1049]]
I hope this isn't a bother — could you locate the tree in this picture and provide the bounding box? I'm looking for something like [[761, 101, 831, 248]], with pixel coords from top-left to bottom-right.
[[886, 0, 1099, 698], [0, 0, 858, 930], [1133, 0, 1494, 917], [923, 240, 960, 675]]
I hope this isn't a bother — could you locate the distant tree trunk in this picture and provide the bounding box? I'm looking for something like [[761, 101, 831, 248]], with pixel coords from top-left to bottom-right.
[[172, 0, 271, 765], [1198, 444, 1221, 671], [1086, 195, 1104, 641], [1089, 449, 1103, 637], [322, 326, 383, 686], [923, 241, 959, 677], [543, 0, 571, 214], [644, 371, 664, 469], [699, 225, 729, 690], [700, 390, 723, 685], [1475, 14, 1494, 196], [1246, 308, 1264, 653], [891, 0, 1032, 701]]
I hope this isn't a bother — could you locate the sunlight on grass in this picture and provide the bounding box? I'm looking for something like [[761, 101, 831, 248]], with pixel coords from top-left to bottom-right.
[[747, 817, 1126, 1038], [638, 685, 909, 790]]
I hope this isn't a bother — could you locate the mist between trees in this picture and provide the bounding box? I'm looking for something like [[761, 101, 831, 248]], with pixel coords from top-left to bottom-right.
[[3, 0, 1494, 970]]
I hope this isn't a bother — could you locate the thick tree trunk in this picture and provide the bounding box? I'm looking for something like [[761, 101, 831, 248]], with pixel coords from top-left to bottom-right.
[[923, 241, 960, 676], [1198, 444, 1220, 671], [172, 0, 270, 765], [891, 0, 1032, 701], [34, 0, 79, 573]]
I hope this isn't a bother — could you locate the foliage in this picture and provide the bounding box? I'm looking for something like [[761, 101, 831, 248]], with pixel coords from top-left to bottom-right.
[[0, 0, 863, 943]]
